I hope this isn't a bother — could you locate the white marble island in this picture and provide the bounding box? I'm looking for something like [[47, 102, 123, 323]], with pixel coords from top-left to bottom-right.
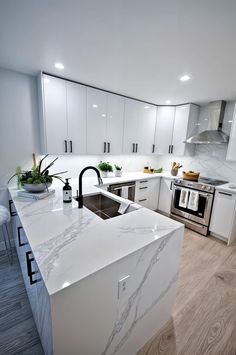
[[9, 176, 184, 355]]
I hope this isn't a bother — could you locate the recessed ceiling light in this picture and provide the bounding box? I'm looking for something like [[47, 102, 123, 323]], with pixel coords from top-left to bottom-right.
[[54, 62, 64, 70], [101, 114, 106, 117], [165, 100, 171, 105], [92, 104, 98, 108], [179, 74, 191, 82], [228, 120, 233, 123], [144, 105, 149, 109]]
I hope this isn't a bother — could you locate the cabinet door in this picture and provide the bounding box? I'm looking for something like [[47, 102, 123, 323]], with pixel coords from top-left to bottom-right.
[[43, 75, 68, 154], [86, 88, 107, 154], [147, 178, 160, 210], [226, 103, 236, 161], [158, 178, 174, 215], [66, 82, 87, 154], [154, 107, 175, 155], [140, 104, 157, 155], [106, 94, 124, 154], [123, 99, 142, 154], [210, 191, 236, 242]]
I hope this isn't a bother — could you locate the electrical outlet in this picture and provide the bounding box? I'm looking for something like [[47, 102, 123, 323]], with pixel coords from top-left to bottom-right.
[[118, 275, 130, 299]]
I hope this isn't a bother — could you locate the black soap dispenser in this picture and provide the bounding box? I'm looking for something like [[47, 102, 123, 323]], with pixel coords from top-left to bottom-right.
[[63, 178, 72, 203]]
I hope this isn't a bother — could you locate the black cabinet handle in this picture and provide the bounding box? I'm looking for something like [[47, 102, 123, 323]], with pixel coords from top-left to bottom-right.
[[64, 140, 68, 153], [171, 145, 174, 154], [170, 181, 173, 190], [139, 187, 148, 190], [152, 144, 155, 153], [132, 143, 135, 153], [17, 226, 28, 247], [218, 192, 233, 197], [69, 140, 72, 153], [140, 180, 148, 183], [168, 145, 171, 154], [136, 143, 138, 153], [139, 198, 147, 202], [103, 142, 106, 153], [26, 251, 39, 285], [108, 142, 110, 153], [9, 200, 17, 216]]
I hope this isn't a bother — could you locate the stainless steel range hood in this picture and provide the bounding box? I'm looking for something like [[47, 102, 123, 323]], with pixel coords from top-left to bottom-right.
[[185, 100, 229, 144]]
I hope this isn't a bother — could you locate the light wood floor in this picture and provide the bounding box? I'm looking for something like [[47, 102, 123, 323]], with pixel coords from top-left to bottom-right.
[[137, 229, 236, 355], [1, 229, 236, 355], [0, 250, 43, 355]]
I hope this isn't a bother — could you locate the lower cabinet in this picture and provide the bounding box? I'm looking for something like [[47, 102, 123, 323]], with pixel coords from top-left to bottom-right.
[[158, 178, 174, 215], [209, 190, 236, 245], [11, 206, 53, 354], [135, 178, 160, 210]]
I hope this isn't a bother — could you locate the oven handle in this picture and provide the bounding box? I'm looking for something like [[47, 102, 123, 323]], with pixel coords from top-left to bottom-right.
[[173, 185, 211, 198]]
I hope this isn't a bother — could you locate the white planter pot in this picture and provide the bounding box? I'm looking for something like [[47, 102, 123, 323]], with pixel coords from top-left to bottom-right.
[[101, 171, 108, 178], [115, 170, 122, 177]]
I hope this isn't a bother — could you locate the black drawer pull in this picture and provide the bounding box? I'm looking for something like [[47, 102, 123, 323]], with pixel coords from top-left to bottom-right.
[[139, 198, 147, 202], [64, 140, 68, 153], [17, 226, 28, 247], [139, 187, 148, 190], [139, 180, 148, 183], [9, 200, 17, 216], [108, 142, 110, 153], [132, 143, 135, 153], [152, 144, 155, 153], [104, 142, 106, 153], [69, 140, 73, 153], [26, 251, 39, 285], [218, 192, 233, 197]]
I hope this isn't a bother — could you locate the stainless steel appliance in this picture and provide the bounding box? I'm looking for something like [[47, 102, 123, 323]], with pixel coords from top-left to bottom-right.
[[171, 177, 228, 235], [108, 181, 135, 201]]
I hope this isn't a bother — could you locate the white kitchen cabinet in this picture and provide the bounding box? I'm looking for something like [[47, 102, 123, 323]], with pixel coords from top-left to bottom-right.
[[154, 104, 199, 156], [87, 88, 125, 154], [106, 93, 125, 154], [66, 81, 87, 154], [226, 103, 236, 161], [154, 106, 175, 155], [209, 190, 236, 245], [123, 99, 157, 154], [41, 74, 87, 154], [158, 178, 174, 215], [135, 178, 160, 210]]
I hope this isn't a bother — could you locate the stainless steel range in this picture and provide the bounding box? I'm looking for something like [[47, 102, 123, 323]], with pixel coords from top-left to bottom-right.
[[170, 177, 228, 235]]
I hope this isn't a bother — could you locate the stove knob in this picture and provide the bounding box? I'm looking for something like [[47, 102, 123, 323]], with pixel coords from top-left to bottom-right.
[[201, 185, 206, 189], [207, 186, 211, 191]]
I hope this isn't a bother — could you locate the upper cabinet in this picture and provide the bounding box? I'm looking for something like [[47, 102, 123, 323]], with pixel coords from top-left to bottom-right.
[[123, 99, 157, 154], [226, 102, 236, 161], [153, 106, 175, 155], [86, 88, 125, 154], [153, 104, 199, 156], [40, 74, 86, 154]]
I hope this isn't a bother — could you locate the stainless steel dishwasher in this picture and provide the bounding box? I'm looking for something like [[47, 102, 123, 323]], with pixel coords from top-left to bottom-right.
[[108, 181, 136, 201]]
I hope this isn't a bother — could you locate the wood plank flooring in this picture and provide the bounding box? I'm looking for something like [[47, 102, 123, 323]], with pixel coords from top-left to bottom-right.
[[1, 229, 236, 355], [137, 229, 236, 355], [0, 250, 43, 355]]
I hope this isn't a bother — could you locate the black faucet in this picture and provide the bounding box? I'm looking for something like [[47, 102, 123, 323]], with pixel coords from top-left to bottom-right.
[[78, 166, 103, 208]]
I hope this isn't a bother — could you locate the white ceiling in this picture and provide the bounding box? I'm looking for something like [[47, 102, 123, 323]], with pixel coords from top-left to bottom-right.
[[0, 0, 236, 105]]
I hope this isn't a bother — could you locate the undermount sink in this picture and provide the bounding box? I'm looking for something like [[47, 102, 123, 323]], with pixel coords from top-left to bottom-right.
[[73, 193, 137, 220]]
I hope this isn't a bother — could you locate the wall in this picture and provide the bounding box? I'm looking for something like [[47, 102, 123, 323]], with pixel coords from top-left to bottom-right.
[[155, 144, 236, 183], [0, 67, 40, 206]]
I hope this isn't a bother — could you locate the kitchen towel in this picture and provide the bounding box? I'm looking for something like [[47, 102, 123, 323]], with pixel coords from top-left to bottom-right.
[[121, 186, 129, 199], [118, 202, 131, 214], [179, 188, 189, 208], [187, 190, 199, 211]]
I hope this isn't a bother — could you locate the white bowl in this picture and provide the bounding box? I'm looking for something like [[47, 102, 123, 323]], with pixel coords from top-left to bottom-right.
[[22, 183, 52, 193]]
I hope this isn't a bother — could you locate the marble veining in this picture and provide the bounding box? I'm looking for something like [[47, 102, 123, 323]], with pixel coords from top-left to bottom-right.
[[34, 213, 96, 282], [101, 231, 174, 355]]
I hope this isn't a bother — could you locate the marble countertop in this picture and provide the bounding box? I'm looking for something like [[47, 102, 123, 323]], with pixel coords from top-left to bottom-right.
[[8, 172, 183, 296], [215, 182, 236, 194]]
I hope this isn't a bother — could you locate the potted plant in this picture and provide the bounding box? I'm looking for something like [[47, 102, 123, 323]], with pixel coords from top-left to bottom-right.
[[97, 161, 113, 178], [114, 164, 122, 177], [8, 154, 67, 192]]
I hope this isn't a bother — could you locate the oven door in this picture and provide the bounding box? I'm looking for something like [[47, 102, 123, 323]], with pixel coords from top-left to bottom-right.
[[171, 184, 213, 226]]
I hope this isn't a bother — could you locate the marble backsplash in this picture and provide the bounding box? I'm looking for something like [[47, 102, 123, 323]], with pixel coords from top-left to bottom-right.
[[156, 144, 236, 183]]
